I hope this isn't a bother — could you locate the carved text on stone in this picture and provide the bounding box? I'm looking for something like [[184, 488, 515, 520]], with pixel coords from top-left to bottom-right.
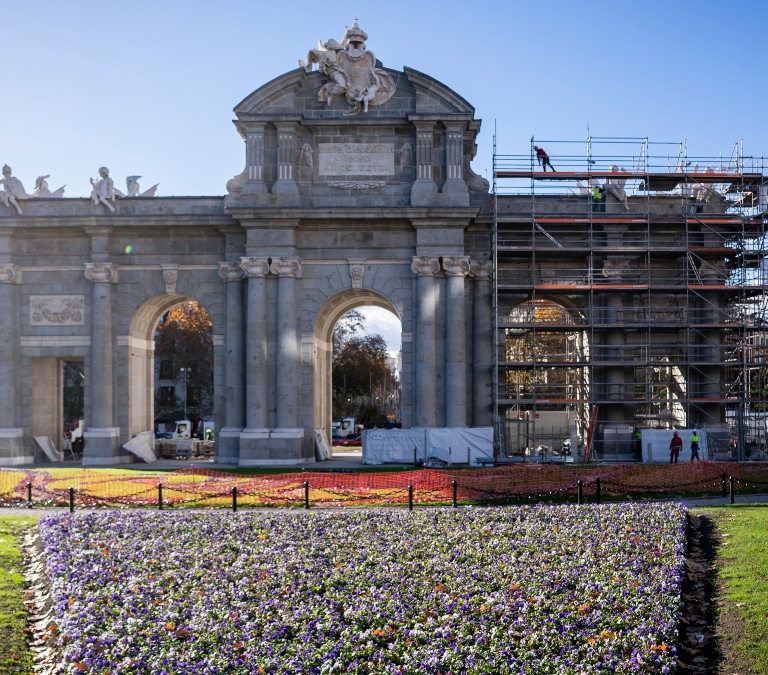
[[318, 143, 394, 176]]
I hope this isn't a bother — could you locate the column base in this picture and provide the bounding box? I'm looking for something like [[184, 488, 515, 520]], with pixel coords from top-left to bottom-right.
[[237, 428, 312, 466], [0, 428, 32, 466], [82, 428, 128, 466], [215, 428, 243, 465]]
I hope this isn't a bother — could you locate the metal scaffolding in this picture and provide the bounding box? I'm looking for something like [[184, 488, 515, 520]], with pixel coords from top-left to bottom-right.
[[493, 135, 767, 462]]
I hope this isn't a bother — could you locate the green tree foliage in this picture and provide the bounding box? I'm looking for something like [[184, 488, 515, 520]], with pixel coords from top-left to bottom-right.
[[334, 334, 390, 397], [154, 302, 213, 418], [332, 310, 393, 421]]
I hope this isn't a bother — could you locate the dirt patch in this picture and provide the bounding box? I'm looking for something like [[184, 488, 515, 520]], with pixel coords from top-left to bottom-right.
[[679, 511, 757, 674]]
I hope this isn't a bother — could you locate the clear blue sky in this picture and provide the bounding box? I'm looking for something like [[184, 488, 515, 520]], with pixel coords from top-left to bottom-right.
[[3, 0, 766, 198]]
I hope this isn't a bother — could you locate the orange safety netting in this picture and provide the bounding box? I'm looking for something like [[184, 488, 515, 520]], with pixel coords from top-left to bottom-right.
[[2, 462, 767, 508]]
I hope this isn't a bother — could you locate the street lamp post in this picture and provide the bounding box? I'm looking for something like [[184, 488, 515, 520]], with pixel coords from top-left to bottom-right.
[[179, 367, 191, 419]]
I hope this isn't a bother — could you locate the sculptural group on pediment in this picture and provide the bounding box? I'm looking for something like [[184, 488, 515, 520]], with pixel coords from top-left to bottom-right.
[[0, 163, 159, 215], [300, 20, 396, 117]]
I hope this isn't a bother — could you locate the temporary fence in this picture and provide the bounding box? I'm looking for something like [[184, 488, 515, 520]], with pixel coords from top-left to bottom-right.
[[2, 462, 768, 510]]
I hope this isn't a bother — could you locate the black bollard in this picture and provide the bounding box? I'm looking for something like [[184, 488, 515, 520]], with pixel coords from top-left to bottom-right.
[[452, 480, 458, 508], [595, 477, 601, 504], [408, 485, 413, 511], [27, 482, 32, 509], [413, 447, 418, 466], [68, 487, 74, 513], [157, 483, 163, 510], [232, 486, 238, 512], [729, 476, 735, 504], [577, 480, 583, 505], [304, 481, 310, 510]]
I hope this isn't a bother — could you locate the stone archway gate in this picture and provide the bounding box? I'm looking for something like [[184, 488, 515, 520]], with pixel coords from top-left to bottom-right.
[[0, 23, 493, 466]]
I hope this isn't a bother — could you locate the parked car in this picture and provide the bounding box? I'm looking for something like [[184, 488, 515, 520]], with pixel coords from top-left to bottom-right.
[[332, 434, 362, 447]]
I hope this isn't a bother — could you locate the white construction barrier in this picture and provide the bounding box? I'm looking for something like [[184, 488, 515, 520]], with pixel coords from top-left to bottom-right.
[[363, 427, 494, 466], [640, 429, 707, 463]]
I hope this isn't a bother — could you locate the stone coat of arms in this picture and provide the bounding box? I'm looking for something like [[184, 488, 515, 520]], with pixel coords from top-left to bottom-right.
[[300, 21, 396, 116]]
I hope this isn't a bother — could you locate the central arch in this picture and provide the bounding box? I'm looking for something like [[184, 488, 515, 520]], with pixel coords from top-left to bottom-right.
[[313, 290, 401, 444]]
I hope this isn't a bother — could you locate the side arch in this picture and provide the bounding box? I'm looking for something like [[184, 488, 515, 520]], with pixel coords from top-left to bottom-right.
[[125, 293, 195, 440]]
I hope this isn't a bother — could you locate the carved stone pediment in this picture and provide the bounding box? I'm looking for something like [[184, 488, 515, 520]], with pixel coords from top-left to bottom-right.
[[300, 21, 396, 117]]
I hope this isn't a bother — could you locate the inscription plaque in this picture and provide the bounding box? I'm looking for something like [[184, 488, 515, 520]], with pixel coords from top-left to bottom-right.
[[319, 143, 394, 176]]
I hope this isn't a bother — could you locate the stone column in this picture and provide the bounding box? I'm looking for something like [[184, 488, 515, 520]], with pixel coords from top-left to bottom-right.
[[411, 122, 438, 206], [0, 263, 25, 465], [242, 123, 268, 195], [443, 256, 470, 426], [412, 256, 441, 427], [471, 260, 494, 427], [270, 257, 302, 432], [272, 123, 300, 204], [217, 261, 246, 463], [241, 257, 270, 432], [442, 123, 469, 206], [83, 262, 120, 464]]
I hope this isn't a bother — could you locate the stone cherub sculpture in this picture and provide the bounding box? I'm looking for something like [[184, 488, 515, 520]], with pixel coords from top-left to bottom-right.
[[32, 175, 66, 199], [300, 21, 395, 117], [606, 166, 630, 210], [126, 175, 159, 197], [90, 167, 124, 212], [0, 165, 32, 214]]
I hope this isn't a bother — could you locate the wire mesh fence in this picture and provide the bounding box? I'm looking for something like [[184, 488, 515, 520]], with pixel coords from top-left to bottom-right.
[[3, 462, 768, 510]]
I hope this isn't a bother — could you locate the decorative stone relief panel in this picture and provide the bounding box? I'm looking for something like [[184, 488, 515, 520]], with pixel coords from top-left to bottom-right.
[[30, 295, 85, 326]]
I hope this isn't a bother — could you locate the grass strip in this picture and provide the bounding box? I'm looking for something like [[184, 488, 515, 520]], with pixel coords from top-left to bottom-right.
[[0, 516, 39, 675], [709, 504, 768, 670]]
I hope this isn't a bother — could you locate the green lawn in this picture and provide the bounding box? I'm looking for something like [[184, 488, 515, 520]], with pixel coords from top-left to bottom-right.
[[0, 516, 38, 675], [704, 504, 768, 670]]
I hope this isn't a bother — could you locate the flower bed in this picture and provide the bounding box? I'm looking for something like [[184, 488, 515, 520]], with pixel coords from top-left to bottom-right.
[[36, 504, 686, 674]]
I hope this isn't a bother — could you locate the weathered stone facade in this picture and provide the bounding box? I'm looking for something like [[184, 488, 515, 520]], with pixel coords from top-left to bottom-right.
[[0, 24, 494, 466]]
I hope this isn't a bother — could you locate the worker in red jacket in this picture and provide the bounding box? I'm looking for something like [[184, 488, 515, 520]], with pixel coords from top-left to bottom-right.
[[669, 431, 683, 464], [534, 145, 556, 172]]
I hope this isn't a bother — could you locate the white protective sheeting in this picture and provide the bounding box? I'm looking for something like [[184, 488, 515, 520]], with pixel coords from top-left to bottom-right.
[[34, 436, 62, 462], [314, 429, 332, 461], [640, 429, 707, 463], [363, 427, 494, 466], [363, 428, 426, 465], [123, 431, 157, 463], [426, 428, 494, 466]]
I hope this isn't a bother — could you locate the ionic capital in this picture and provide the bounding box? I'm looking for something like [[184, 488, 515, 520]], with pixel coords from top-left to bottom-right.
[[411, 256, 441, 277], [470, 259, 494, 281], [241, 257, 271, 278], [84, 262, 118, 283], [443, 256, 471, 277], [270, 256, 302, 278], [219, 261, 246, 282]]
